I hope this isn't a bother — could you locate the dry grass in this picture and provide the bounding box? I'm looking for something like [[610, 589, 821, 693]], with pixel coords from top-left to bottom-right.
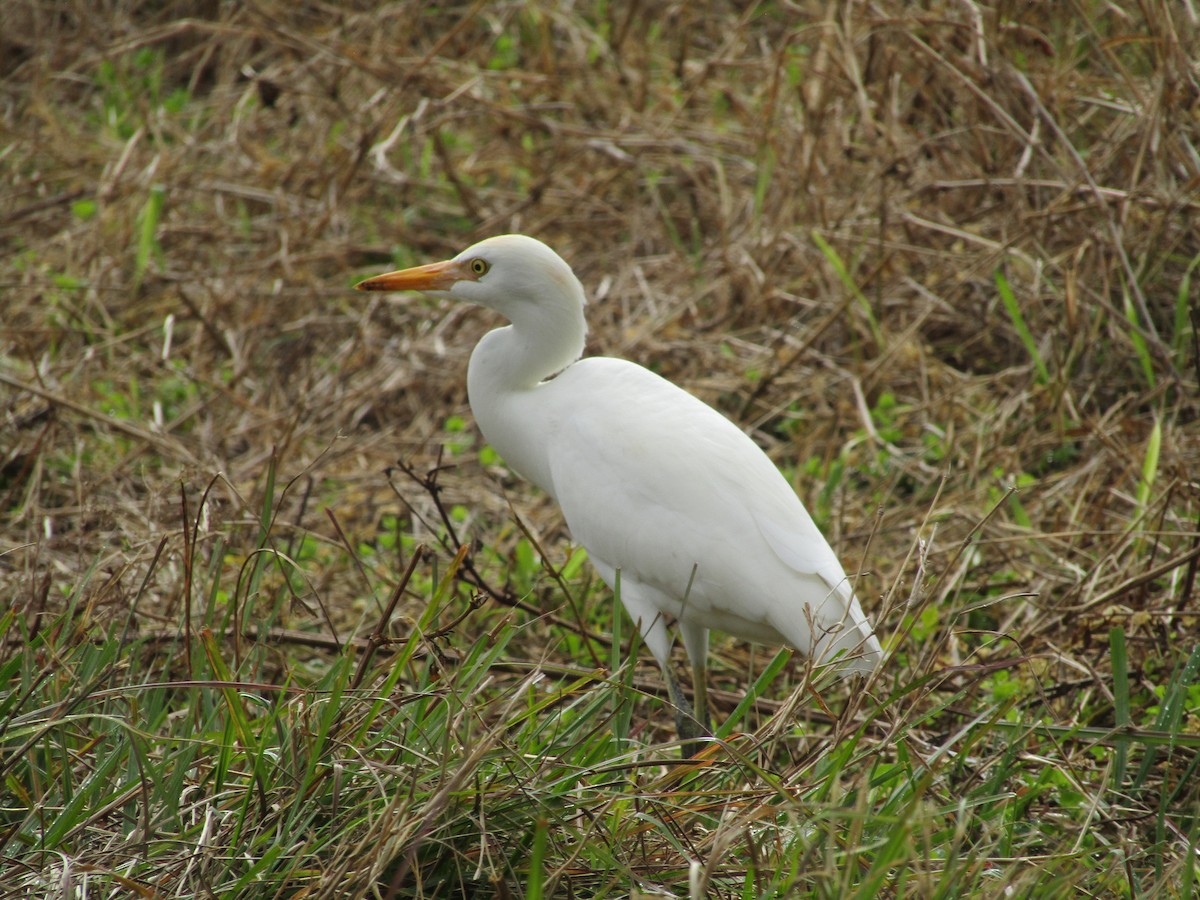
[[2, 1, 1199, 897]]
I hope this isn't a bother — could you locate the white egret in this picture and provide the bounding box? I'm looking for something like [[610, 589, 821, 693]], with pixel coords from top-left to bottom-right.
[[356, 235, 883, 746]]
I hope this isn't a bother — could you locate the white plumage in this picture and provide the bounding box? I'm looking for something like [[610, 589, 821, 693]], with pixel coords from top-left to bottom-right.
[[357, 234, 883, 743]]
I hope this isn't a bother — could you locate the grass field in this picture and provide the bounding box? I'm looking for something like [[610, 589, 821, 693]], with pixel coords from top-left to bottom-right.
[[2, 1, 1199, 897]]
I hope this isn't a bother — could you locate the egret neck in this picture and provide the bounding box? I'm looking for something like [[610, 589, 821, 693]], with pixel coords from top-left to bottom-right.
[[465, 261, 588, 499]]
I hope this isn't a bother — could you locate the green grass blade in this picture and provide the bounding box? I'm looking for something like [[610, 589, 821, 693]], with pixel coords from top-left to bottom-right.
[[812, 229, 883, 348], [1110, 627, 1130, 786], [198, 628, 255, 748], [1123, 288, 1157, 390], [1136, 415, 1162, 513], [1171, 251, 1200, 356], [715, 647, 790, 739], [754, 146, 774, 217], [996, 269, 1050, 384], [1133, 644, 1200, 790], [525, 817, 549, 900], [133, 183, 165, 292]]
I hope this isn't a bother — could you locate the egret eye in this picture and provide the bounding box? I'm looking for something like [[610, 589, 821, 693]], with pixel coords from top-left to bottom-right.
[[470, 258, 489, 276]]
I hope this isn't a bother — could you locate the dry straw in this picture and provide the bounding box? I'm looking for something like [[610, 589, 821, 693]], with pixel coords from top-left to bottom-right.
[[1, 1, 1198, 896]]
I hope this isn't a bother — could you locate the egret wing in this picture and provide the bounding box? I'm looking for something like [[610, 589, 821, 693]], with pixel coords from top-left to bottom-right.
[[538, 358, 872, 663]]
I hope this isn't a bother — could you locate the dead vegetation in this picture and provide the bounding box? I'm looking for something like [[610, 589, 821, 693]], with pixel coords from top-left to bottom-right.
[[2, 1, 1199, 897]]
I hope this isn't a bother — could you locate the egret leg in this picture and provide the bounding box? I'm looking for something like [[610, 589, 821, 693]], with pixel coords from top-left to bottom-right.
[[663, 665, 708, 755], [616, 582, 710, 754], [679, 620, 712, 752], [690, 657, 710, 737]]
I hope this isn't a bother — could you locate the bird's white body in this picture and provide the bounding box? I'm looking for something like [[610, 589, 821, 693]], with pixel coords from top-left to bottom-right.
[[472, 351, 879, 676], [358, 234, 882, 735]]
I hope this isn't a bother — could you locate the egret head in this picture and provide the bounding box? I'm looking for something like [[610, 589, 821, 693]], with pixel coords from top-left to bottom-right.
[[355, 234, 586, 320]]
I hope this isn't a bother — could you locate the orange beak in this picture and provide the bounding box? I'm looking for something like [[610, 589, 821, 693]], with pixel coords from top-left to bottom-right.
[[355, 258, 467, 293]]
